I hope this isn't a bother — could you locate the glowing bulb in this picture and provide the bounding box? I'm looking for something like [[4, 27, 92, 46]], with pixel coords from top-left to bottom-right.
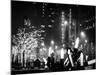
[[55, 45, 58, 49], [51, 40, 54, 45], [64, 21, 68, 25], [41, 42, 45, 46], [80, 31, 85, 38], [48, 25, 52, 28], [85, 40, 87, 43]]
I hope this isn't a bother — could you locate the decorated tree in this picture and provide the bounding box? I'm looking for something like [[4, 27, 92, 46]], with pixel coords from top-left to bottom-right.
[[11, 18, 45, 67]]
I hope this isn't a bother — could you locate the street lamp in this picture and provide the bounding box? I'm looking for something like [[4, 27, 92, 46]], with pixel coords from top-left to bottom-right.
[[64, 20, 68, 26], [55, 45, 58, 49], [85, 39, 87, 43], [51, 40, 54, 45], [41, 42, 45, 46], [62, 44, 65, 48], [80, 31, 85, 38]]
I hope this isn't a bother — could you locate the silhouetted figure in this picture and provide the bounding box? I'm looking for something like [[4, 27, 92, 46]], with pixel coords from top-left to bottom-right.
[[23, 50, 25, 68], [72, 48, 84, 70], [34, 59, 41, 68], [50, 55, 55, 71], [47, 53, 55, 71], [60, 59, 64, 71], [47, 57, 51, 69]]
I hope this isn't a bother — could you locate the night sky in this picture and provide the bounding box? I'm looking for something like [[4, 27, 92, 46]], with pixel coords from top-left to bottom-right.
[[11, 1, 96, 46]]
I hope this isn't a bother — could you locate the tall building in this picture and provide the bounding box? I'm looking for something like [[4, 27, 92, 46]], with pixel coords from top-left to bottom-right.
[[68, 9, 76, 47]]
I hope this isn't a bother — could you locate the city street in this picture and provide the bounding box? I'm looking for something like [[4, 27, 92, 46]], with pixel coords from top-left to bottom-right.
[[11, 1, 96, 75]]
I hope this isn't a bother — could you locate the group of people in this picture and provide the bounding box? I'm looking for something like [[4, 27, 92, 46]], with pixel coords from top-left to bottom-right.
[[45, 48, 88, 71], [12, 46, 90, 71]]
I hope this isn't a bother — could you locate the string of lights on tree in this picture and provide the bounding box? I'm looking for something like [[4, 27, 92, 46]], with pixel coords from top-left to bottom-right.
[[11, 18, 48, 65]]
